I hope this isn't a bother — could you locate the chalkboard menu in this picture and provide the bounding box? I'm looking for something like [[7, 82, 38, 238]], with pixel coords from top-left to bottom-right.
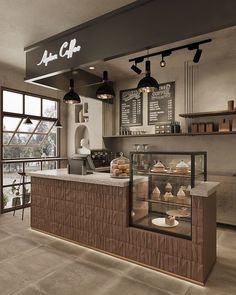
[[148, 81, 175, 125], [120, 88, 143, 126]]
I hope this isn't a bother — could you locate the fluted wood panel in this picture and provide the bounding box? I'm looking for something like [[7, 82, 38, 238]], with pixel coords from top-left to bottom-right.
[[31, 177, 216, 284]]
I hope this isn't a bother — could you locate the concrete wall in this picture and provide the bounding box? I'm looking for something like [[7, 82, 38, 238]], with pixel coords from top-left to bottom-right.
[[66, 96, 104, 157], [108, 56, 236, 175]]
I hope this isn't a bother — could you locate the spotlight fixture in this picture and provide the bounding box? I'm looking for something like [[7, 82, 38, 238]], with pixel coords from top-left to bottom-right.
[[160, 55, 166, 68], [188, 44, 202, 63], [131, 63, 142, 74], [137, 60, 159, 93], [54, 119, 63, 128], [160, 50, 171, 68], [89, 66, 95, 70], [193, 48, 202, 63], [96, 71, 115, 99], [63, 79, 81, 104], [24, 117, 33, 125]]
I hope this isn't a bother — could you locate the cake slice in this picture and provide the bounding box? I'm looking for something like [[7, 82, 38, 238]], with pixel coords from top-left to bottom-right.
[[165, 215, 175, 226]]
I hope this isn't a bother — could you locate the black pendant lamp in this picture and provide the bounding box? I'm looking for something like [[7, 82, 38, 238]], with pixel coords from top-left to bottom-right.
[[24, 116, 33, 124], [54, 119, 63, 128], [63, 79, 81, 104], [96, 71, 115, 99], [137, 60, 159, 93]]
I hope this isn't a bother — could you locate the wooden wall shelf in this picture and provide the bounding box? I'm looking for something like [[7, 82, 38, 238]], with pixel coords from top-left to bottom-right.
[[179, 110, 236, 118], [103, 131, 236, 139], [103, 133, 186, 139]]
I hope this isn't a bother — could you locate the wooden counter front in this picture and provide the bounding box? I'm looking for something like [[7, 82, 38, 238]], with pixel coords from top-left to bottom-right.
[[31, 177, 216, 285]]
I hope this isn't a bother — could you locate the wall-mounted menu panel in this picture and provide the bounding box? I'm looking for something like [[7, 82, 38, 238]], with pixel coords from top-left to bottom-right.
[[120, 88, 143, 127], [148, 82, 175, 125]]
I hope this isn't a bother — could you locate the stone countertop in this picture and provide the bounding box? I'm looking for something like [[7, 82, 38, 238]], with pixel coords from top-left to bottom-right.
[[190, 181, 220, 197], [27, 168, 147, 187]]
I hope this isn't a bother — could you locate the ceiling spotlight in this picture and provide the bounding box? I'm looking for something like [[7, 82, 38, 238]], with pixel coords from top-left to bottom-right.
[[24, 117, 33, 125], [96, 71, 115, 99], [131, 63, 142, 74], [63, 79, 81, 104], [54, 119, 63, 128], [89, 66, 95, 70], [188, 44, 202, 63], [160, 56, 166, 68], [193, 48, 202, 63], [137, 60, 159, 93]]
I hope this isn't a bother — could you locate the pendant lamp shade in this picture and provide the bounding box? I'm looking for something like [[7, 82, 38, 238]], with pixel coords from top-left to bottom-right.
[[24, 116, 33, 124], [96, 71, 115, 99], [63, 79, 81, 104], [137, 60, 159, 93], [54, 119, 63, 128]]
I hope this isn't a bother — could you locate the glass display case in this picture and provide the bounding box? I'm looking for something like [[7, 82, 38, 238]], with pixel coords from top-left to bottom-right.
[[130, 151, 207, 239]]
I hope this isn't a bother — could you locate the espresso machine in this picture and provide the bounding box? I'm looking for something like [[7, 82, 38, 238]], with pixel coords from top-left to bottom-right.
[[90, 149, 118, 172]]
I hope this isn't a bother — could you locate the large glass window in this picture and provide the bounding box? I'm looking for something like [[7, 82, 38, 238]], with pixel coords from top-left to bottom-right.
[[25, 95, 41, 116], [3, 90, 23, 113], [43, 99, 57, 118], [2, 90, 59, 160], [1, 88, 61, 213]]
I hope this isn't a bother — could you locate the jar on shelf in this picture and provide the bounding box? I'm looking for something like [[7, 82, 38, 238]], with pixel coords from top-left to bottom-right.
[[110, 152, 130, 178]]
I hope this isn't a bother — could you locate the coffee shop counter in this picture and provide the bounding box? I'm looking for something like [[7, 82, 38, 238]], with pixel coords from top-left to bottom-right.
[[28, 169, 219, 285], [27, 168, 144, 187]]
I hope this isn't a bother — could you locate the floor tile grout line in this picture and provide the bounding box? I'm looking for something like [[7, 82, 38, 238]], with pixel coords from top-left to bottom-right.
[[10, 259, 80, 294], [0, 244, 43, 265], [77, 254, 136, 276]]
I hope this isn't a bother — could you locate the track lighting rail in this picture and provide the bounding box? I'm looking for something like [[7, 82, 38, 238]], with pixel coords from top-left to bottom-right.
[[129, 38, 212, 63]]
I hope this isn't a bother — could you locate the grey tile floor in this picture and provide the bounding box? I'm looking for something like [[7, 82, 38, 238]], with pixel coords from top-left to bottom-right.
[[0, 209, 235, 295]]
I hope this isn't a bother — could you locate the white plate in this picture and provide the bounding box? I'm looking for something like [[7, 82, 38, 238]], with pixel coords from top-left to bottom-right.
[[150, 169, 167, 173], [110, 176, 129, 179], [166, 209, 190, 218], [152, 217, 179, 228]]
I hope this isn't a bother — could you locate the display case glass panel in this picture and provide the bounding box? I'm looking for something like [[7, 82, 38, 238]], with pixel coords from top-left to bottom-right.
[[130, 151, 207, 239]]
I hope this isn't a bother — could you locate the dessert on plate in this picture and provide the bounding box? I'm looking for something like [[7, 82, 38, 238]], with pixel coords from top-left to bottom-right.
[[164, 192, 174, 202], [152, 186, 161, 200], [176, 160, 189, 174], [165, 182, 172, 192], [177, 186, 186, 204], [151, 160, 165, 172], [165, 215, 175, 226], [178, 207, 189, 216]]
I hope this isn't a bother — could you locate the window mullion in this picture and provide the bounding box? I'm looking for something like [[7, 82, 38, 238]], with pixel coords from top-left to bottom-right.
[[32, 120, 41, 134], [6, 133, 15, 145], [25, 133, 34, 145], [15, 118, 23, 132]]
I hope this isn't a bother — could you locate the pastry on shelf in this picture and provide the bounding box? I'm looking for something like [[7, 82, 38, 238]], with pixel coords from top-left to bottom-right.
[[151, 160, 165, 173], [176, 160, 189, 174], [177, 186, 186, 204], [164, 192, 174, 202], [165, 215, 175, 226], [110, 152, 130, 178], [178, 207, 189, 216], [185, 185, 191, 197], [165, 182, 172, 192], [152, 186, 161, 200]]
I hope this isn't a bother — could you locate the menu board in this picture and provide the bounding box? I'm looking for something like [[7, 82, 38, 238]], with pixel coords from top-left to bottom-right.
[[148, 82, 175, 125], [120, 88, 143, 126]]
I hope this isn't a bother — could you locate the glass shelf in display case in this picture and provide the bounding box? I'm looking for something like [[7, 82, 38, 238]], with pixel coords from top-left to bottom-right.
[[130, 151, 207, 240]]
